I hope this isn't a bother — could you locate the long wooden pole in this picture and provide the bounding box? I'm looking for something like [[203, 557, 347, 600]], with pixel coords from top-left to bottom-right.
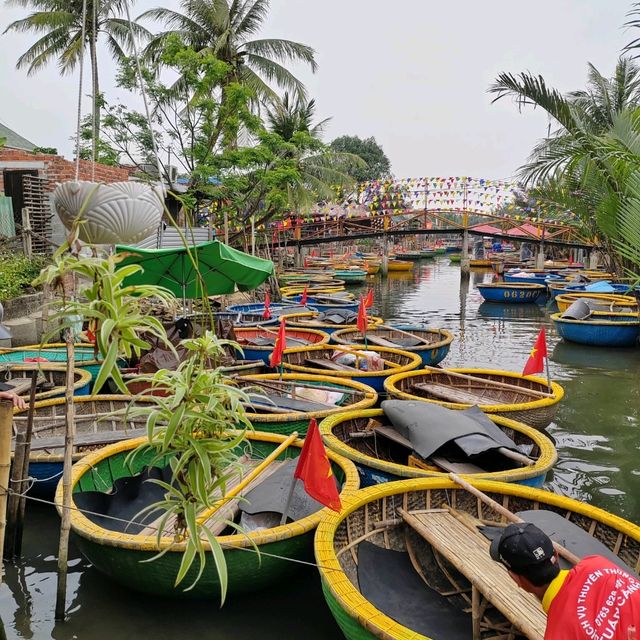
[[55, 310, 76, 619], [448, 473, 581, 565], [0, 399, 14, 580]]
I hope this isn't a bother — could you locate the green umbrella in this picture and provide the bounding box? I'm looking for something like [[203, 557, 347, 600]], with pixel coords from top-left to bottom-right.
[[115, 240, 274, 299]]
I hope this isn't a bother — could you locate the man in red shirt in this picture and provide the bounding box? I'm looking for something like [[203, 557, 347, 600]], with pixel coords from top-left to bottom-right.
[[490, 522, 640, 639]]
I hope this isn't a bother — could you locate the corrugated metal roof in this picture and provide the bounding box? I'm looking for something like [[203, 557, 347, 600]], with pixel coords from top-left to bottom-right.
[[0, 122, 36, 151]]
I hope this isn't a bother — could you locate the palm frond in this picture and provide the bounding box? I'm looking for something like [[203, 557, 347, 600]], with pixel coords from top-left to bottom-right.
[[243, 53, 307, 97], [244, 38, 317, 71]]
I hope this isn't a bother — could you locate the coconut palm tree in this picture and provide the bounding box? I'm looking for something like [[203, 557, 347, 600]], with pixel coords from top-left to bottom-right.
[[139, 0, 317, 101], [4, 0, 147, 141]]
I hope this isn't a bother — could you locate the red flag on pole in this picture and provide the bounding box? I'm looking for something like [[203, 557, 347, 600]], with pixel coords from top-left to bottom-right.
[[300, 285, 308, 305], [294, 418, 341, 511], [364, 289, 374, 308], [522, 327, 547, 376], [269, 318, 287, 367], [356, 295, 368, 334], [262, 291, 271, 319]]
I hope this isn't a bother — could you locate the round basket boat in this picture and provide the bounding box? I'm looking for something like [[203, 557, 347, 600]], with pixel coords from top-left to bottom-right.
[[280, 312, 384, 335], [0, 343, 102, 387], [551, 312, 640, 347], [280, 345, 422, 392], [2, 364, 92, 400], [13, 394, 149, 497], [57, 431, 360, 600], [555, 292, 638, 314], [281, 295, 359, 313], [331, 325, 454, 367], [384, 368, 564, 429], [319, 408, 556, 487], [476, 282, 546, 304], [236, 373, 377, 436], [234, 327, 330, 364], [387, 260, 413, 272], [315, 477, 640, 640]]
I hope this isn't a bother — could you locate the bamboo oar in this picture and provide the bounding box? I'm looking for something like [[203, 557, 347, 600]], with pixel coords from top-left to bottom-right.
[[448, 473, 580, 565], [422, 366, 554, 398], [240, 377, 363, 397], [196, 431, 299, 525], [381, 325, 435, 347]]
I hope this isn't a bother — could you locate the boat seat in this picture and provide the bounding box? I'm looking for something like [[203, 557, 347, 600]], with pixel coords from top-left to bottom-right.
[[398, 508, 546, 640], [364, 335, 400, 348], [412, 382, 498, 405], [303, 358, 360, 372], [18, 427, 147, 452]]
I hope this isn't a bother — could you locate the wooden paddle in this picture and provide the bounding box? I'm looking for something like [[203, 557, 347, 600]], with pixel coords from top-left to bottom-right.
[[448, 473, 580, 565], [421, 366, 554, 398]]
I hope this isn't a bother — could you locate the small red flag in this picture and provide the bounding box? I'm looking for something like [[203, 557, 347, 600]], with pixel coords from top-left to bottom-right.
[[263, 291, 271, 319], [364, 289, 374, 308], [356, 295, 368, 334], [300, 285, 308, 305], [269, 318, 287, 367], [294, 418, 341, 512], [522, 327, 547, 376]]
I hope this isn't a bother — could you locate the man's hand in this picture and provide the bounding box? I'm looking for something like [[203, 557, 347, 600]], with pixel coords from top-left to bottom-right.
[[0, 391, 27, 410]]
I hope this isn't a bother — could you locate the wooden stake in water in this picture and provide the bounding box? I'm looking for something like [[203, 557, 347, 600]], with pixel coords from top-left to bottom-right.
[[55, 324, 76, 620], [0, 399, 15, 581]]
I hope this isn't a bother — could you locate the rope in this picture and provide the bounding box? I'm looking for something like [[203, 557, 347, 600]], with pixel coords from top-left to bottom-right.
[[2, 484, 343, 573], [122, 0, 164, 192], [73, 0, 89, 181]]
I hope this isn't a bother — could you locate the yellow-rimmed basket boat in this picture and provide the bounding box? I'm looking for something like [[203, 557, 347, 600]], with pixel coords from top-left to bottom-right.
[[315, 477, 640, 640], [387, 260, 413, 272], [234, 326, 330, 364], [555, 292, 638, 314], [384, 368, 564, 429], [236, 373, 378, 436], [281, 345, 422, 393], [56, 431, 359, 599], [331, 325, 454, 366], [279, 285, 346, 297], [469, 258, 493, 268], [280, 311, 384, 335], [13, 394, 151, 497], [319, 408, 556, 488], [2, 363, 92, 400]]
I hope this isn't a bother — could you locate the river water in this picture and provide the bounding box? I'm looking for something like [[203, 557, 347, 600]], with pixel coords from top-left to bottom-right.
[[1, 258, 638, 638]]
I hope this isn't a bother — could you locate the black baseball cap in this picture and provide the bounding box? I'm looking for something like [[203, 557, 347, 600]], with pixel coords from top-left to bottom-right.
[[490, 522, 555, 571]]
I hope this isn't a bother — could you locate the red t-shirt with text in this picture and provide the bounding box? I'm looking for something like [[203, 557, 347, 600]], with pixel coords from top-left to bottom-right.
[[546, 555, 640, 640]]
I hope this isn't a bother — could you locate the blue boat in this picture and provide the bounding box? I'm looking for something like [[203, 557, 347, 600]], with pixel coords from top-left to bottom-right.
[[477, 282, 546, 303], [551, 312, 640, 347], [331, 324, 454, 367], [504, 271, 563, 287], [281, 294, 358, 314]]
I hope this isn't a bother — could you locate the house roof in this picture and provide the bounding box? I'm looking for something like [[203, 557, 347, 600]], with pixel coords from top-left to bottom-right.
[[0, 122, 36, 151]]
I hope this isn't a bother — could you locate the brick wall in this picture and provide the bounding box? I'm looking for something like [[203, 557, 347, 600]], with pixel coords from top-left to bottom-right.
[[0, 148, 130, 192]]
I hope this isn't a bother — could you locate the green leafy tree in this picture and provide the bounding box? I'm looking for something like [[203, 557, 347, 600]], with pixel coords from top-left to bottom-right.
[[329, 135, 392, 182], [139, 0, 316, 101], [4, 0, 148, 142]]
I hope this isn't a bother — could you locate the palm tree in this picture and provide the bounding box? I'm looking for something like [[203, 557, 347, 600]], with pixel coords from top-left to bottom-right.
[[4, 0, 148, 142], [139, 0, 317, 101]]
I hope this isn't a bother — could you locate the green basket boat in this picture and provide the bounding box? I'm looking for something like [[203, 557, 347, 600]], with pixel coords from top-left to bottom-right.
[[448, 253, 462, 263], [236, 373, 378, 436], [57, 431, 360, 600], [315, 477, 640, 640], [319, 407, 557, 487]]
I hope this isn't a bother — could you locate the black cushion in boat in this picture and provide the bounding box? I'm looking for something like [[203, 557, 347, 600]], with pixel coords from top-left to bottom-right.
[[357, 541, 471, 638]]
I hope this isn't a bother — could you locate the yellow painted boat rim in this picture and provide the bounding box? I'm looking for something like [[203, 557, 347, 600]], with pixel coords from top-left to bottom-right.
[[55, 430, 360, 552], [14, 393, 143, 415], [384, 367, 564, 413], [319, 408, 557, 482], [281, 344, 422, 378], [234, 373, 378, 422], [280, 311, 385, 329], [551, 312, 640, 326], [315, 477, 640, 640]]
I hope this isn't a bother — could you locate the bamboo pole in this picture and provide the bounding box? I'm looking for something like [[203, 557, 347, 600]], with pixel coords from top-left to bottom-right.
[[54, 319, 76, 619], [0, 399, 14, 580], [448, 473, 580, 565], [5, 370, 38, 557], [240, 377, 363, 397]]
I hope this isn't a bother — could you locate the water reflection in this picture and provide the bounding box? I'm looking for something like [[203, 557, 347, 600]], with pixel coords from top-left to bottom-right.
[[477, 302, 545, 320]]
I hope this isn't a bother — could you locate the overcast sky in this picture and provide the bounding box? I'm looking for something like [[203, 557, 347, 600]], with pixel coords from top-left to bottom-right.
[[0, 0, 634, 179]]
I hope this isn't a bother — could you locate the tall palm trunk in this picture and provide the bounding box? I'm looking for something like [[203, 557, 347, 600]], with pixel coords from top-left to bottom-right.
[[89, 30, 100, 157]]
